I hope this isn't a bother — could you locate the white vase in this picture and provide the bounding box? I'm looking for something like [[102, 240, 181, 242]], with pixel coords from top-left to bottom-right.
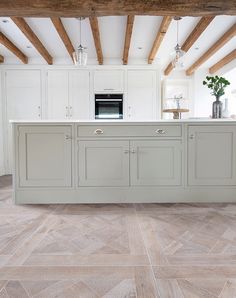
[[222, 98, 230, 118]]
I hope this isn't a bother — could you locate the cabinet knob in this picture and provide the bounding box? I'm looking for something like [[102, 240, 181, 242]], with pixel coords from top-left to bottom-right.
[[94, 128, 104, 135], [130, 149, 136, 154], [124, 149, 129, 154], [189, 134, 194, 139], [65, 135, 72, 140], [156, 129, 166, 135]]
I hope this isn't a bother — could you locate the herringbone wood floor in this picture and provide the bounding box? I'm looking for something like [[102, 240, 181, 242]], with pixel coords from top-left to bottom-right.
[[1, 175, 236, 297]]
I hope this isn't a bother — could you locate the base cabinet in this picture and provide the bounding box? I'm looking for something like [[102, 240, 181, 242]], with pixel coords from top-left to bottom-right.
[[13, 122, 236, 204], [188, 126, 236, 185], [78, 140, 130, 186], [130, 140, 182, 186], [78, 139, 182, 187], [18, 125, 72, 187]]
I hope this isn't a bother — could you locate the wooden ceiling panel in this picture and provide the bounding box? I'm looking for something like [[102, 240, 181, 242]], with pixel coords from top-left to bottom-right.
[[11, 17, 53, 64], [164, 17, 215, 75], [0, 1, 235, 17], [0, 32, 28, 64], [186, 23, 236, 75], [0, 55, 4, 63]]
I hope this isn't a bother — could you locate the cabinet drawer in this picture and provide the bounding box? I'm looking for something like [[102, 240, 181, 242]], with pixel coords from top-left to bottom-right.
[[77, 125, 181, 137], [93, 70, 124, 92]]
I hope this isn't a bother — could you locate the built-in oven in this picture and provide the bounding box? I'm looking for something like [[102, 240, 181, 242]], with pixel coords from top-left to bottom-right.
[[95, 94, 123, 119]]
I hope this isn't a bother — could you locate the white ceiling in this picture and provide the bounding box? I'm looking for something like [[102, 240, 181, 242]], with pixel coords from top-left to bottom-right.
[[0, 15, 235, 72]]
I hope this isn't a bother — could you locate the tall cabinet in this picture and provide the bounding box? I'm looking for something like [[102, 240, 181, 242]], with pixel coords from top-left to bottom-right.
[[127, 70, 157, 120], [5, 70, 42, 172], [47, 70, 90, 120]]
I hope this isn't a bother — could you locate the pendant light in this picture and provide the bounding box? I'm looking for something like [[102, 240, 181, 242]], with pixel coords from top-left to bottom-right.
[[170, 17, 185, 70], [73, 17, 87, 66]]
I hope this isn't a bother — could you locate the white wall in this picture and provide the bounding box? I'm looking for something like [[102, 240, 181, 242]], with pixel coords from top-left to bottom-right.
[[193, 67, 236, 118], [224, 68, 236, 116], [193, 69, 213, 118]]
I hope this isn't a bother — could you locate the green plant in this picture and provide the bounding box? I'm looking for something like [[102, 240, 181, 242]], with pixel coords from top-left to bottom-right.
[[203, 75, 230, 98]]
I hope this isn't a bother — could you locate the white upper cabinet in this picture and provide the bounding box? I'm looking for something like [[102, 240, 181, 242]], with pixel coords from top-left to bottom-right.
[[127, 70, 157, 120], [6, 70, 42, 120], [93, 70, 124, 93], [47, 70, 69, 119], [69, 71, 90, 119], [47, 70, 90, 120], [188, 126, 236, 186]]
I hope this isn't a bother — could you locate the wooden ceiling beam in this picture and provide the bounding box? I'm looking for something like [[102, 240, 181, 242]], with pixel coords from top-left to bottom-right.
[[89, 16, 103, 65], [51, 17, 75, 62], [148, 16, 172, 64], [123, 15, 135, 65], [186, 23, 236, 76], [0, 1, 235, 17], [11, 17, 53, 65], [0, 32, 28, 64], [0, 55, 4, 63], [164, 16, 215, 75], [209, 49, 236, 74]]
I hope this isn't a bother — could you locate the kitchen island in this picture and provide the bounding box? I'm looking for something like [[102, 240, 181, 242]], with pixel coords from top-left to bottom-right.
[[11, 119, 236, 204]]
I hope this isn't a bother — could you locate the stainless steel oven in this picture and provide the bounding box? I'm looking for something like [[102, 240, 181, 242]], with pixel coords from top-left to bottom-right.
[[95, 94, 123, 119]]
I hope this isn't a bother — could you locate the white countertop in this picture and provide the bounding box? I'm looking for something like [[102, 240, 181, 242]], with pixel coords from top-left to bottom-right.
[[10, 118, 236, 124]]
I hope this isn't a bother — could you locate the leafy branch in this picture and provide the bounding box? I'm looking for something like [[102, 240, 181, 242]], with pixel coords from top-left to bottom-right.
[[203, 75, 230, 98]]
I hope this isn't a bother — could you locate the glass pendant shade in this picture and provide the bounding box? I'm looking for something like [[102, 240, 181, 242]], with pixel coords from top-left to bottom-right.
[[171, 44, 185, 69], [171, 17, 185, 70], [73, 45, 87, 66], [73, 17, 87, 66]]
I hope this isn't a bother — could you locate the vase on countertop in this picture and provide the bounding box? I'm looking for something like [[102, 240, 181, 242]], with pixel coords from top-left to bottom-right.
[[212, 95, 223, 119], [222, 98, 230, 118]]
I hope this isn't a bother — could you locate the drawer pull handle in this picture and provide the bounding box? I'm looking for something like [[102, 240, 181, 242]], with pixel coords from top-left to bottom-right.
[[65, 135, 72, 140], [189, 134, 194, 139], [94, 129, 104, 135], [124, 149, 129, 154], [156, 129, 166, 134]]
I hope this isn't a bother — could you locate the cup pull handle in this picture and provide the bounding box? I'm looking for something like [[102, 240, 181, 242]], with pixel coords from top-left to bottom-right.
[[94, 129, 104, 135], [156, 129, 166, 134]]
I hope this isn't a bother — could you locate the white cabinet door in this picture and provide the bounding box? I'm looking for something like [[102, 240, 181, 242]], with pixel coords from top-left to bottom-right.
[[130, 140, 182, 186], [93, 70, 124, 92], [18, 126, 72, 187], [78, 140, 129, 186], [127, 70, 157, 120], [69, 71, 90, 119], [47, 70, 69, 119], [6, 70, 42, 173], [188, 126, 236, 185]]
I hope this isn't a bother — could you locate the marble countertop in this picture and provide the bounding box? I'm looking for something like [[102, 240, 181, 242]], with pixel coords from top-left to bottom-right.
[[10, 118, 236, 124]]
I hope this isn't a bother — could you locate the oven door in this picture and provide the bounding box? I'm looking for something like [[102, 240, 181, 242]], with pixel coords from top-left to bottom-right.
[[95, 100, 123, 119]]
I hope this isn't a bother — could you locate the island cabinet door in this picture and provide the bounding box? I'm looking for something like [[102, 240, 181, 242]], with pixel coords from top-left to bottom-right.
[[18, 126, 72, 187], [130, 140, 182, 186], [78, 140, 129, 186], [188, 126, 236, 186]]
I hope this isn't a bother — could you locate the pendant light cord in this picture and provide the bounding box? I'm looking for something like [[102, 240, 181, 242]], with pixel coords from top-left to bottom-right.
[[79, 18, 82, 46], [177, 19, 179, 45]]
